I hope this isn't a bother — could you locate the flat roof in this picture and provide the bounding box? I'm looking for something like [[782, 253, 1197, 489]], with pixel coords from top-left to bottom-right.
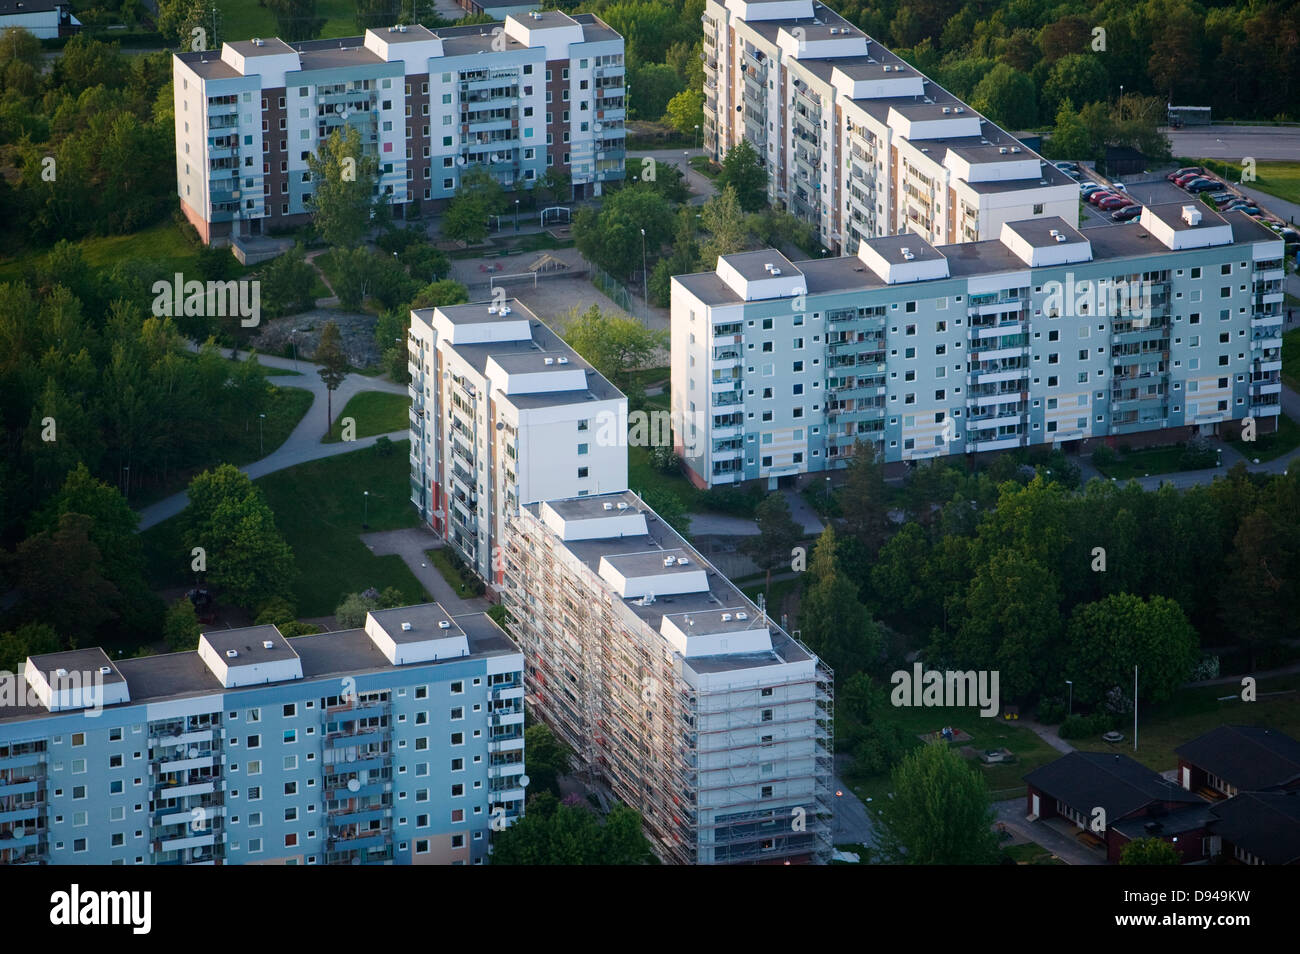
[[525, 491, 814, 674], [369, 603, 464, 644], [27, 648, 128, 689], [865, 234, 946, 266], [719, 249, 802, 281], [203, 625, 300, 665], [369, 24, 439, 43], [662, 608, 767, 635], [226, 37, 297, 57], [1147, 201, 1229, 231], [602, 548, 699, 578], [1002, 217, 1089, 248]]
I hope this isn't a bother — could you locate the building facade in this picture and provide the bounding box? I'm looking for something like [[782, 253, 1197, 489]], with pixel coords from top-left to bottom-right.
[[502, 490, 834, 864], [407, 298, 628, 589], [702, 0, 1077, 254], [0, 0, 79, 40], [173, 13, 625, 244], [0, 604, 525, 865], [670, 204, 1285, 488]]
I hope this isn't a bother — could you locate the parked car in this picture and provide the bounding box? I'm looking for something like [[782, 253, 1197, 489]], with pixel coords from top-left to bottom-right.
[[1099, 195, 1135, 210], [1054, 161, 1079, 171], [1174, 173, 1203, 187], [1278, 228, 1300, 243], [1111, 182, 1128, 192], [1080, 182, 1105, 194], [1111, 204, 1144, 221], [1186, 179, 1222, 193], [1168, 166, 1202, 181], [1207, 191, 1236, 203], [1088, 190, 1118, 205]]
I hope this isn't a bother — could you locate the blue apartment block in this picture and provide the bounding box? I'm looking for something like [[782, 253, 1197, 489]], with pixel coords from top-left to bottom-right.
[[0, 604, 525, 865]]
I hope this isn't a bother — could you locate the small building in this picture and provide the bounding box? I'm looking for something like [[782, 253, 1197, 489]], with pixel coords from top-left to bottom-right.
[[1023, 751, 1203, 863], [0, 0, 80, 39], [1168, 104, 1212, 127], [1175, 725, 1300, 798], [1208, 791, 1300, 865], [1103, 145, 1147, 178]]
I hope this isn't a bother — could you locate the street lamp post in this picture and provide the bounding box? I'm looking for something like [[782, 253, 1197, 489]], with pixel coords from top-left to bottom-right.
[[1065, 680, 1073, 718], [259, 412, 266, 456], [825, 476, 831, 501], [122, 465, 129, 499], [514, 199, 520, 232], [290, 329, 300, 370], [640, 227, 648, 304], [363, 490, 369, 529], [694, 123, 700, 150]]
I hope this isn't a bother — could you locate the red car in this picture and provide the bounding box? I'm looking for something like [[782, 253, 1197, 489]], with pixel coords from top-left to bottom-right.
[[1167, 166, 1201, 181], [1099, 195, 1135, 211], [1088, 190, 1117, 205], [1173, 173, 1202, 187]]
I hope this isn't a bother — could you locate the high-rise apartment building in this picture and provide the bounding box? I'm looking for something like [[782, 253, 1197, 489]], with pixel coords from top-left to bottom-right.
[[503, 490, 834, 864], [0, 604, 525, 865], [671, 204, 1285, 488], [702, 0, 1077, 254], [407, 298, 627, 588], [173, 13, 625, 245]]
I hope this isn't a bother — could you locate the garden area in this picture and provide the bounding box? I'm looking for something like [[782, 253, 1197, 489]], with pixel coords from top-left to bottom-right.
[[1090, 438, 1218, 480], [427, 547, 486, 599], [324, 391, 412, 443], [1227, 413, 1300, 463]]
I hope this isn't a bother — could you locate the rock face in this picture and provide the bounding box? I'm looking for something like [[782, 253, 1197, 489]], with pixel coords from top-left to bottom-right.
[[253, 311, 381, 369]]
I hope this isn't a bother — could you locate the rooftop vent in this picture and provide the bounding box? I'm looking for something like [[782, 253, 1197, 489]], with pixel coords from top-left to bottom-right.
[[225, 650, 238, 659], [488, 304, 499, 314], [500, 305, 511, 315], [616, 502, 629, 510], [1011, 146, 1021, 153], [55, 667, 68, 678], [544, 357, 554, 365], [252, 37, 263, 46], [721, 613, 733, 621], [1054, 234, 1067, 243], [663, 555, 676, 567], [942, 106, 951, 114], [603, 502, 614, 510], [1049, 229, 1060, 237], [99, 666, 111, 675], [1182, 205, 1202, 226], [438, 620, 451, 630], [263, 640, 274, 649], [677, 557, 690, 565], [557, 356, 569, 364], [736, 611, 749, 620], [401, 621, 412, 632], [998, 147, 1008, 155], [954, 107, 964, 113]]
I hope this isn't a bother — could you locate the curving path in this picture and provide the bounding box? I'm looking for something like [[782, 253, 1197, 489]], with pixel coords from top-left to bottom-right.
[[136, 346, 410, 531]]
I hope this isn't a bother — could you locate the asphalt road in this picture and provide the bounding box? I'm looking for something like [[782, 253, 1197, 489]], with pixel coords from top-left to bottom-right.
[[1168, 125, 1300, 162]]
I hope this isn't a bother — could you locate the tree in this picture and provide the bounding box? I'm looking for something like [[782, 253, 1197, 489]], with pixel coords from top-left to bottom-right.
[[873, 742, 1000, 865], [164, 596, 202, 652], [261, 245, 318, 318], [410, 279, 470, 309], [441, 168, 507, 244], [355, 0, 401, 32], [840, 439, 890, 555], [266, 0, 324, 41], [335, 591, 379, 628], [5, 512, 118, 646], [800, 526, 881, 675], [489, 793, 655, 865], [664, 88, 704, 136], [1120, 837, 1182, 865], [746, 492, 802, 590], [970, 63, 1037, 130], [157, 0, 212, 51], [573, 187, 675, 282], [698, 185, 752, 267], [640, 487, 691, 539], [315, 321, 348, 438], [307, 126, 379, 249], [1063, 594, 1198, 708], [561, 303, 667, 401], [537, 166, 571, 206], [1043, 99, 1095, 163], [523, 723, 571, 799], [0, 622, 59, 674], [627, 62, 683, 121], [1041, 54, 1109, 118], [184, 465, 297, 611], [717, 138, 767, 212]]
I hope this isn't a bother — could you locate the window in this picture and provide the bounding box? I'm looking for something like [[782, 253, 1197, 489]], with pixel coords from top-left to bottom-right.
[[578, 466, 589, 479]]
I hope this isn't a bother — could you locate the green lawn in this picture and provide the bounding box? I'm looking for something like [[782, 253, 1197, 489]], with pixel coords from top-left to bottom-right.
[[216, 0, 362, 42], [1002, 842, 1067, 865], [427, 548, 484, 599], [0, 221, 206, 283], [1093, 445, 1195, 480], [1070, 673, 1300, 774], [130, 384, 313, 508], [142, 441, 427, 616], [1228, 413, 1300, 463], [1197, 158, 1300, 206], [628, 443, 709, 511], [1284, 327, 1300, 392], [847, 705, 1061, 806], [324, 391, 411, 443], [688, 156, 722, 179]]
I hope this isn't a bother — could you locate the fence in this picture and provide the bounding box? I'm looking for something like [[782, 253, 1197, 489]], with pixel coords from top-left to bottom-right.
[[590, 264, 643, 318]]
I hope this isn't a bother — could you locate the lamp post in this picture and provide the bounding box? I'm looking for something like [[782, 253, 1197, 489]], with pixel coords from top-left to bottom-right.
[[122, 465, 129, 499], [363, 490, 369, 529], [290, 329, 300, 370], [514, 199, 520, 232], [1065, 680, 1073, 718], [259, 412, 266, 456], [825, 476, 831, 501], [640, 227, 648, 302], [694, 123, 700, 150]]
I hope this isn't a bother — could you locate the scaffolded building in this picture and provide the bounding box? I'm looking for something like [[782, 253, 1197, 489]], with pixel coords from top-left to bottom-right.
[[504, 490, 834, 864]]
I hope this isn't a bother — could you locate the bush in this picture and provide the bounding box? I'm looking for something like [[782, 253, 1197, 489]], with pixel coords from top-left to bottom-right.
[[277, 621, 322, 637], [164, 597, 202, 652], [254, 597, 298, 626], [335, 591, 378, 629], [1179, 435, 1217, 470], [1091, 444, 1117, 468], [1037, 696, 1066, 724], [373, 435, 395, 457], [1190, 654, 1221, 681], [648, 443, 680, 474], [487, 603, 512, 629], [705, 485, 763, 517], [1058, 711, 1116, 739]]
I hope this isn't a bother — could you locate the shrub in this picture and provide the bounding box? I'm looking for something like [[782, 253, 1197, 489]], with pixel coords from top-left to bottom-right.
[[1190, 655, 1220, 681], [1058, 711, 1116, 739], [373, 435, 395, 457], [254, 597, 297, 626], [335, 591, 378, 628], [1091, 444, 1117, 468], [277, 621, 322, 637], [648, 443, 681, 474], [1179, 435, 1217, 470], [1037, 696, 1066, 724], [164, 597, 202, 652]]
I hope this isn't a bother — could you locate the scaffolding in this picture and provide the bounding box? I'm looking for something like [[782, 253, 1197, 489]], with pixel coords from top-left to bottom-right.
[[504, 494, 835, 865]]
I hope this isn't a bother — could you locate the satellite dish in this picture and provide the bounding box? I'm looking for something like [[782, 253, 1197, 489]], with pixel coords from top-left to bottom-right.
[[518, 775, 530, 788], [347, 777, 361, 792], [457, 157, 467, 166], [495, 421, 504, 430], [187, 747, 199, 758], [345, 751, 357, 763], [351, 856, 362, 865]]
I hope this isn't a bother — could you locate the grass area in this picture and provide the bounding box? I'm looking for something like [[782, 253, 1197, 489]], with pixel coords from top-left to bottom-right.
[[688, 156, 722, 179], [1284, 327, 1300, 391], [323, 391, 410, 443], [143, 441, 427, 615], [1198, 158, 1300, 206], [1092, 445, 1197, 480], [1228, 413, 1300, 463], [847, 708, 1060, 806], [628, 443, 709, 511], [130, 385, 313, 508], [0, 220, 205, 283], [427, 548, 485, 599], [512, 232, 576, 253], [1071, 673, 1300, 773], [216, 0, 361, 42], [1001, 842, 1067, 865]]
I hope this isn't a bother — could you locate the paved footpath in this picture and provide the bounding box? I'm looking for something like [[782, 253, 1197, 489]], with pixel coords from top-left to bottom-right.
[[360, 527, 491, 617], [136, 347, 410, 530]]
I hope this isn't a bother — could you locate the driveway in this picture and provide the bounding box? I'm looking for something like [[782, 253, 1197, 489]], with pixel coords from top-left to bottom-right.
[[993, 798, 1106, 865], [136, 346, 410, 530], [1167, 124, 1300, 163], [360, 527, 491, 616], [628, 147, 718, 207]]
